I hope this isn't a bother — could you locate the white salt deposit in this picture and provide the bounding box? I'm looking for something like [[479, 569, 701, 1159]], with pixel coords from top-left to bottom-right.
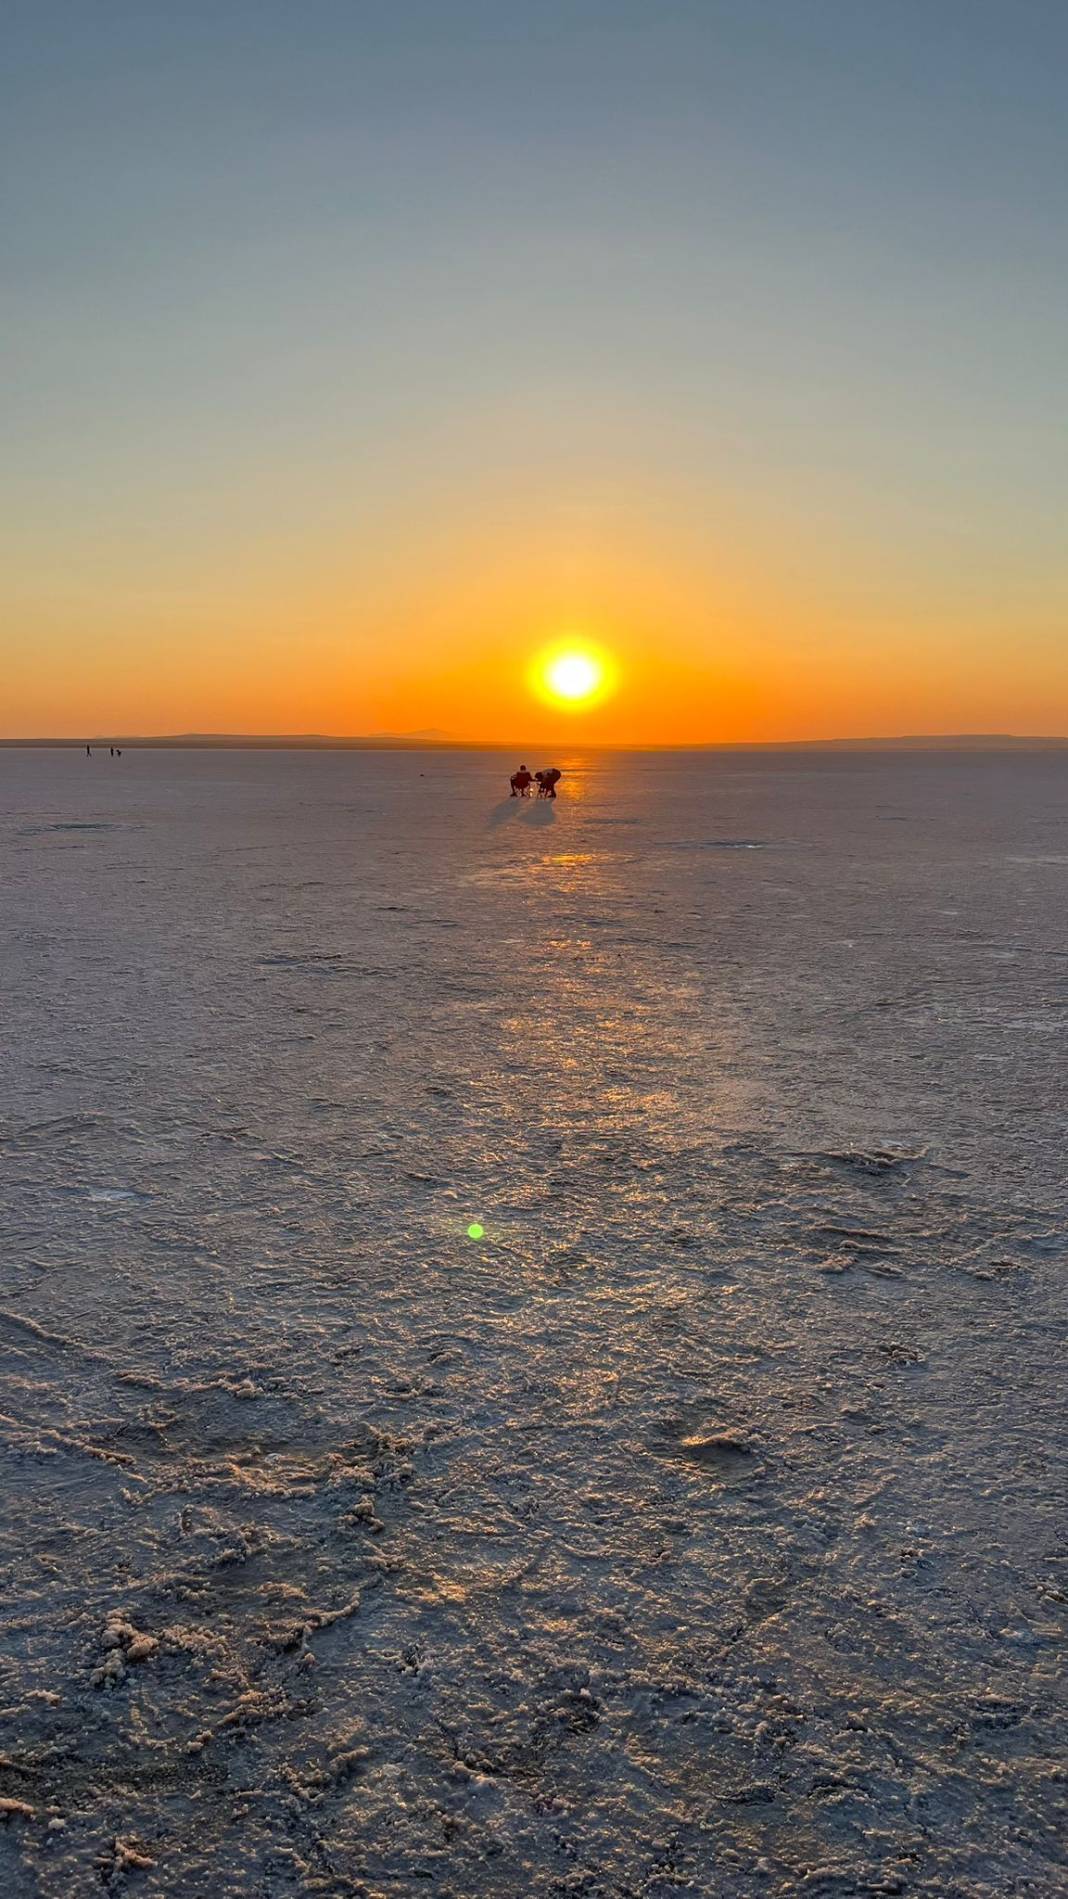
[[1, 745, 1065, 1895]]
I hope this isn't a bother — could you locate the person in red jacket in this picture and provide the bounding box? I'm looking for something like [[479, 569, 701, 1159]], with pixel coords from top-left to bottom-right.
[[510, 766, 533, 797]]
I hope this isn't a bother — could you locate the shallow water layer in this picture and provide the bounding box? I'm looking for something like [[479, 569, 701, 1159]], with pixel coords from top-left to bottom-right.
[[1, 747, 1066, 1896]]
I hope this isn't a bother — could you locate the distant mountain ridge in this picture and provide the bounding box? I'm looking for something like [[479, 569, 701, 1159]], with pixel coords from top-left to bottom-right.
[[3, 733, 1067, 751]]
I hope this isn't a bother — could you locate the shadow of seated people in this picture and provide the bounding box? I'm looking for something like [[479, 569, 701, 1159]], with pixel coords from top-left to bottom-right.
[[521, 799, 556, 825], [487, 798, 521, 827]]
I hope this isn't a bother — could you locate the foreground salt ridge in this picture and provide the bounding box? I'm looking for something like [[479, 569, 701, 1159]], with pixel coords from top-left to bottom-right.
[[1, 748, 1065, 1897]]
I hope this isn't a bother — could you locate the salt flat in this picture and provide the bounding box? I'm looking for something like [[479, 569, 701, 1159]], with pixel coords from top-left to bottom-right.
[[1, 747, 1065, 1896]]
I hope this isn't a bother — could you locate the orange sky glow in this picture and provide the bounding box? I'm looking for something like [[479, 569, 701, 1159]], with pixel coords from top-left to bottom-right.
[[5, 7, 1067, 744], [7, 481, 1065, 743]]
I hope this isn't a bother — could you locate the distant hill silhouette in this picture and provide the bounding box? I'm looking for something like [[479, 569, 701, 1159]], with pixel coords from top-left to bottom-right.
[[2, 733, 1067, 751]]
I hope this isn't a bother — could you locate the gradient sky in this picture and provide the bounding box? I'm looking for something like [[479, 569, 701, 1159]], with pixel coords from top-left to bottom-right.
[[4, 0, 1066, 741]]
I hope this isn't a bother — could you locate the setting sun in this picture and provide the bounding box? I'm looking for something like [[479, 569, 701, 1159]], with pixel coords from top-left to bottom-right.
[[549, 653, 599, 701], [529, 642, 619, 715]]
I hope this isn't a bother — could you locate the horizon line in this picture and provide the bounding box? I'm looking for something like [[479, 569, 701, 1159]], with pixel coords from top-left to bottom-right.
[[4, 731, 1068, 752]]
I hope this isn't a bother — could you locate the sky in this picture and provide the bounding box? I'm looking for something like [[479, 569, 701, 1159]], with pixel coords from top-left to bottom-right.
[[3, 0, 1066, 742]]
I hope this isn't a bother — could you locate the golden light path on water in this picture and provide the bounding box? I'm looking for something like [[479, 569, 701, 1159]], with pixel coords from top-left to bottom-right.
[[443, 795, 752, 1260]]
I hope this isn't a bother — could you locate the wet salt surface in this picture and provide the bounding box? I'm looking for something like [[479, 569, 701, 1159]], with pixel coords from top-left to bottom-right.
[[1, 746, 1066, 1897]]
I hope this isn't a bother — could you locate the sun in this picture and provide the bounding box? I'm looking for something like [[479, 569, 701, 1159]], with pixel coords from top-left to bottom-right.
[[549, 652, 600, 701], [529, 641, 618, 713]]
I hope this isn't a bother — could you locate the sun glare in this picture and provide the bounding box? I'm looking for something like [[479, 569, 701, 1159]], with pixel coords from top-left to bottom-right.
[[530, 641, 618, 713], [549, 653, 599, 701]]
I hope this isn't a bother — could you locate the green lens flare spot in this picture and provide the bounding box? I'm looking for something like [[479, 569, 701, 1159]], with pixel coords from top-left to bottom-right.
[[466, 1223, 485, 1240]]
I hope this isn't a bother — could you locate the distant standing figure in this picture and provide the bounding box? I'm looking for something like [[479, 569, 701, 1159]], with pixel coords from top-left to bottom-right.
[[86, 744, 92, 757], [110, 746, 114, 757], [510, 765, 534, 798]]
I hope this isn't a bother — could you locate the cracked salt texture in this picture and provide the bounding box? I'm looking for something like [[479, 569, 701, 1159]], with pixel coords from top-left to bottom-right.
[[1, 746, 1066, 1896]]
